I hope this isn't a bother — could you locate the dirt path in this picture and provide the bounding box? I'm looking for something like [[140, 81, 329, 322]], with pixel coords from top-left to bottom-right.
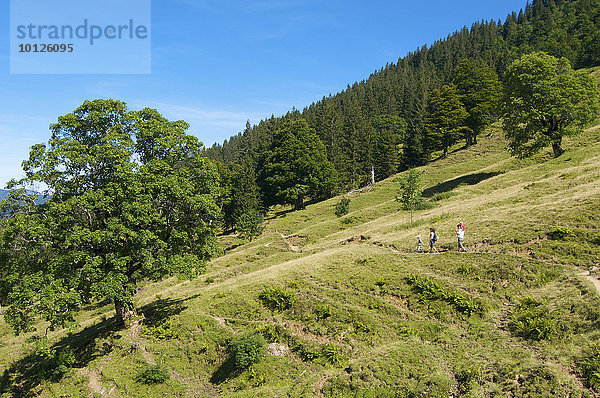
[[578, 271, 600, 294]]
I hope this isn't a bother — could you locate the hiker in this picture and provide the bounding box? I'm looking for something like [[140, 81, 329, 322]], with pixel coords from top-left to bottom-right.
[[456, 222, 467, 252], [429, 228, 439, 253], [416, 235, 423, 252]]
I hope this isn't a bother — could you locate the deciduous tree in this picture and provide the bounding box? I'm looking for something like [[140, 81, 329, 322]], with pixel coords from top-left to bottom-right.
[[258, 119, 337, 210], [503, 52, 599, 158], [0, 99, 221, 333]]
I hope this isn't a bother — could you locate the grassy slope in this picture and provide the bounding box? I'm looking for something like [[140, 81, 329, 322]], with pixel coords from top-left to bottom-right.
[[1, 123, 600, 396]]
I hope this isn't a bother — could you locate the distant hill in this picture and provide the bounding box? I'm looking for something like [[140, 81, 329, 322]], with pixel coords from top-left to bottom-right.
[[0, 189, 47, 205]]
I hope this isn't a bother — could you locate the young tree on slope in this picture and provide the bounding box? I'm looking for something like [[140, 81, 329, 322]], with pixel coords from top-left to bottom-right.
[[258, 119, 337, 211], [503, 52, 599, 158], [0, 100, 221, 333]]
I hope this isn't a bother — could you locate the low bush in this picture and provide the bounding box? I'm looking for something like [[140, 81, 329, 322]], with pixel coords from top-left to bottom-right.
[[137, 364, 170, 384], [334, 198, 351, 217], [405, 274, 484, 316], [509, 297, 557, 341], [581, 347, 600, 391], [259, 286, 295, 311], [228, 333, 266, 371], [547, 226, 573, 240]]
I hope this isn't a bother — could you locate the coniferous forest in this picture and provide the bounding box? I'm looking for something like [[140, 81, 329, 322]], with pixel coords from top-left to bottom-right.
[[206, 0, 600, 228]]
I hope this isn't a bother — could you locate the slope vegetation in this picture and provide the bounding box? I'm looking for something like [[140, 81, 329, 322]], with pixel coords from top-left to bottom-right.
[[1, 127, 600, 397]]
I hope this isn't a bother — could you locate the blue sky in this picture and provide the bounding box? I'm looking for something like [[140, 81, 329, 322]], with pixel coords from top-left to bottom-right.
[[0, 0, 527, 187]]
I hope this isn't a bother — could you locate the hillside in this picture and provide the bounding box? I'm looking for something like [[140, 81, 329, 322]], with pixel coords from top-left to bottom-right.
[[1, 124, 600, 397], [207, 0, 600, 190]]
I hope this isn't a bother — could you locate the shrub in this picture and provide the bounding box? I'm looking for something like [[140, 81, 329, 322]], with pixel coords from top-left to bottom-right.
[[228, 334, 266, 371], [509, 297, 557, 341], [259, 286, 295, 311], [235, 209, 264, 241], [137, 364, 170, 384], [257, 323, 288, 342], [322, 343, 343, 366], [581, 347, 600, 391], [291, 340, 321, 361], [405, 274, 484, 316], [334, 198, 351, 217], [455, 363, 483, 393], [547, 226, 573, 240], [315, 303, 333, 319]]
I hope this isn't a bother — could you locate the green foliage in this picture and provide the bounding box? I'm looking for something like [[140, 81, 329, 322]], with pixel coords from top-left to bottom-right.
[[455, 363, 484, 393], [314, 303, 333, 320], [547, 226, 573, 240], [406, 274, 484, 316], [258, 286, 295, 311], [228, 333, 266, 371], [397, 169, 424, 223], [221, 158, 262, 230], [258, 119, 337, 210], [235, 209, 264, 241], [31, 337, 75, 380], [0, 99, 221, 332], [509, 297, 557, 341], [453, 59, 501, 145], [256, 323, 288, 342], [425, 84, 469, 157], [322, 343, 343, 366], [582, 347, 600, 391], [137, 364, 170, 385], [334, 198, 351, 217], [291, 340, 321, 362], [503, 52, 600, 158]]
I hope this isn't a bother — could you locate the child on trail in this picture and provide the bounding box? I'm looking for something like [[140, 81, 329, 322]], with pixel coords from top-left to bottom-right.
[[429, 228, 439, 253], [416, 235, 423, 252], [456, 222, 467, 252]]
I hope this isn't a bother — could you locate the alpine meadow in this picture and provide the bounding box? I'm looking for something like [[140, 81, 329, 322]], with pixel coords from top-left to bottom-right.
[[2, 0, 600, 397]]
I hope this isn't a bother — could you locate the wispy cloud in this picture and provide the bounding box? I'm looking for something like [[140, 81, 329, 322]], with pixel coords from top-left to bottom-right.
[[131, 100, 270, 144]]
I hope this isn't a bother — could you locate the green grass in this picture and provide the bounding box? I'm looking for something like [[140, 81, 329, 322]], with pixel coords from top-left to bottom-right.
[[2, 125, 600, 397]]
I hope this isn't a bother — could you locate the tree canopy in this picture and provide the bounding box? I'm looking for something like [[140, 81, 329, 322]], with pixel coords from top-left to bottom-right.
[[453, 59, 501, 146], [258, 119, 337, 210], [0, 99, 221, 333], [425, 84, 468, 157], [503, 52, 599, 158]]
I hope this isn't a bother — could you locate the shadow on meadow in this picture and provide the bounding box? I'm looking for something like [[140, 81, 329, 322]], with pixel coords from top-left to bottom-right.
[[422, 171, 503, 198], [0, 297, 191, 397]]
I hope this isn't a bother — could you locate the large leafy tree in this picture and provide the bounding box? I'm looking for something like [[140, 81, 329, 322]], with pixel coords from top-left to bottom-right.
[[425, 84, 468, 157], [503, 52, 599, 158], [453, 59, 501, 146], [258, 119, 337, 210], [0, 100, 221, 333]]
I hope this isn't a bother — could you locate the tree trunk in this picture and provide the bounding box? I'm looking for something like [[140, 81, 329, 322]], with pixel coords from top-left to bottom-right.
[[472, 134, 477, 145], [115, 299, 137, 327], [294, 195, 304, 211], [552, 140, 564, 157], [465, 133, 473, 147], [443, 145, 448, 157]]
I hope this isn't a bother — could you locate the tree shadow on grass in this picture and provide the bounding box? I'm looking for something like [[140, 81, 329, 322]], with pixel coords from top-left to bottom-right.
[[210, 355, 240, 385], [0, 296, 193, 397], [422, 171, 503, 198]]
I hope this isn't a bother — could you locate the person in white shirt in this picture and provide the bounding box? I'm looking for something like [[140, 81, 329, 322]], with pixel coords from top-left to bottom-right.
[[456, 223, 467, 252]]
